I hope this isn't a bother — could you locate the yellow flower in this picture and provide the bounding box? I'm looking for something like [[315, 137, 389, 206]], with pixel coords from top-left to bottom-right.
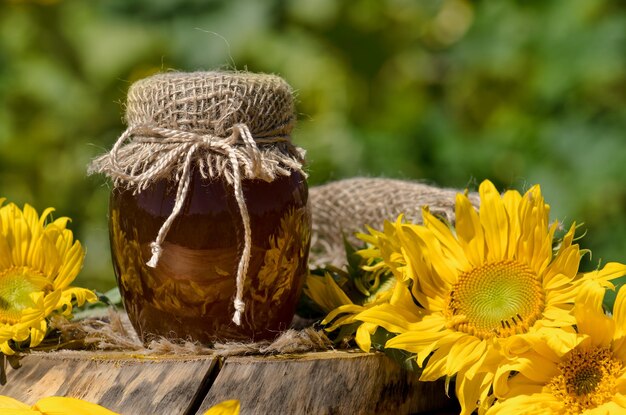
[[0, 199, 97, 354], [306, 270, 409, 351], [304, 230, 400, 351], [352, 180, 626, 414], [203, 399, 240, 415], [488, 277, 626, 415], [0, 395, 120, 414]]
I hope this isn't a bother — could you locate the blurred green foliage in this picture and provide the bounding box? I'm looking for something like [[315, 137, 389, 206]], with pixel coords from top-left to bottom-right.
[[0, 0, 624, 291]]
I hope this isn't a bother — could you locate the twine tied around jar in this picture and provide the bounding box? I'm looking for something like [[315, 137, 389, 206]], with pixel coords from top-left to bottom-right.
[[89, 71, 306, 326]]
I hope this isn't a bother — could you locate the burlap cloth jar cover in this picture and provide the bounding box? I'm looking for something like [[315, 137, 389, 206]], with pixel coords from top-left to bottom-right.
[[89, 71, 308, 336]]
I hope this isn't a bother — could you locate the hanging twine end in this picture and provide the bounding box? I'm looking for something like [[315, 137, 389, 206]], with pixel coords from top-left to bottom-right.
[[146, 242, 162, 268], [232, 299, 245, 326]]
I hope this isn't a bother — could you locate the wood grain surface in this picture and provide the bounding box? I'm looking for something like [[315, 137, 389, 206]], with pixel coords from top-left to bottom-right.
[[0, 351, 217, 415], [0, 351, 458, 415], [197, 351, 456, 415]]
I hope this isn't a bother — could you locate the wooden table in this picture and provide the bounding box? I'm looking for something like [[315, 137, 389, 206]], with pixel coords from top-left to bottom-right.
[[0, 350, 459, 414]]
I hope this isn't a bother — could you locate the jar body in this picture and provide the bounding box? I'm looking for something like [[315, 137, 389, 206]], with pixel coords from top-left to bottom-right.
[[109, 170, 310, 343]]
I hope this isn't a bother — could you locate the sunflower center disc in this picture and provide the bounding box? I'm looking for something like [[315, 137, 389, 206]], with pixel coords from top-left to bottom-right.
[[0, 268, 39, 325], [446, 260, 544, 339], [549, 347, 622, 414]]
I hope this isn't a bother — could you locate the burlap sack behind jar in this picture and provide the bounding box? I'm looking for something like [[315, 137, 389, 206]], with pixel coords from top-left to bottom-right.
[[309, 177, 480, 268]]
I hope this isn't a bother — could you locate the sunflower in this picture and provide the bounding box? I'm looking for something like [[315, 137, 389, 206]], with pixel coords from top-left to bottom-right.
[[352, 180, 626, 414], [304, 228, 402, 351], [0, 199, 97, 354], [306, 271, 413, 351], [488, 274, 626, 415]]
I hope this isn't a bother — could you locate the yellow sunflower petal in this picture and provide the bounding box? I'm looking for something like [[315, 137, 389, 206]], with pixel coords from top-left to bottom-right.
[[581, 262, 626, 286], [38, 234, 62, 280], [516, 185, 552, 274], [585, 401, 626, 415], [502, 189, 522, 260], [486, 392, 562, 415], [0, 341, 16, 355], [0, 409, 40, 415], [611, 287, 626, 362], [444, 336, 486, 377], [456, 369, 493, 415], [12, 324, 31, 343], [396, 227, 450, 301], [454, 193, 485, 266], [49, 217, 71, 230], [611, 394, 626, 409], [496, 352, 559, 392], [0, 396, 32, 409], [420, 345, 452, 380], [356, 303, 427, 334], [501, 373, 544, 399], [412, 226, 459, 286], [355, 322, 377, 352], [385, 329, 451, 355], [53, 241, 84, 290], [304, 273, 353, 314], [324, 314, 358, 332], [37, 208, 55, 227], [0, 232, 12, 270], [478, 180, 509, 262], [53, 229, 74, 263], [203, 400, 240, 415], [10, 210, 32, 267], [34, 397, 120, 415], [58, 287, 98, 316], [322, 304, 364, 326], [421, 207, 470, 271], [542, 244, 581, 291], [28, 318, 48, 349], [575, 281, 614, 347], [23, 206, 44, 265]]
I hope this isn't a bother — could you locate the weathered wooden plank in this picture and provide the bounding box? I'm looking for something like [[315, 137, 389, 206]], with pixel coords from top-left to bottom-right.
[[197, 351, 456, 415], [0, 352, 217, 415]]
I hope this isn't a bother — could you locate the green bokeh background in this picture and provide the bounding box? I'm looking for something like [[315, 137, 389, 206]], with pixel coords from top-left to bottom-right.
[[1, 0, 624, 292]]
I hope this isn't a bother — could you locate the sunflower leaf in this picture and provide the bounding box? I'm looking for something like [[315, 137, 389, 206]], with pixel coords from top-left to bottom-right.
[[371, 327, 421, 374]]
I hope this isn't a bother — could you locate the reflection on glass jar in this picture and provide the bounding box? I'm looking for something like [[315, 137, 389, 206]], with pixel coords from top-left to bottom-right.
[[109, 169, 310, 343]]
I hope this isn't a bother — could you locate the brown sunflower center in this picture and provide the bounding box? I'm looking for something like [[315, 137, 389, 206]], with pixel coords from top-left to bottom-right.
[[445, 260, 544, 339], [0, 267, 48, 325], [549, 347, 622, 414]]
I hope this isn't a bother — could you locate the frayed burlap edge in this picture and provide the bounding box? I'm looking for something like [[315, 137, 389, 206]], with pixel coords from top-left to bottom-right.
[[47, 309, 333, 357]]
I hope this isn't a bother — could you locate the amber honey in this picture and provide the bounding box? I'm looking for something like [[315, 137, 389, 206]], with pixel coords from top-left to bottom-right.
[[109, 169, 310, 343]]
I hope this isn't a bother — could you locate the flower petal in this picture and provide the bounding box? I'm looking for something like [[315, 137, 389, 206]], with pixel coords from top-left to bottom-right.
[[0, 396, 31, 409], [502, 189, 522, 260], [304, 273, 353, 314], [455, 193, 485, 266], [34, 397, 121, 415], [203, 400, 240, 415], [355, 322, 377, 352], [478, 180, 509, 262], [575, 281, 614, 347]]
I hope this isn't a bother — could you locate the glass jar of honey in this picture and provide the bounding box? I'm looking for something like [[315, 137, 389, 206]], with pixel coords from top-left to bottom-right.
[[91, 71, 310, 343]]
